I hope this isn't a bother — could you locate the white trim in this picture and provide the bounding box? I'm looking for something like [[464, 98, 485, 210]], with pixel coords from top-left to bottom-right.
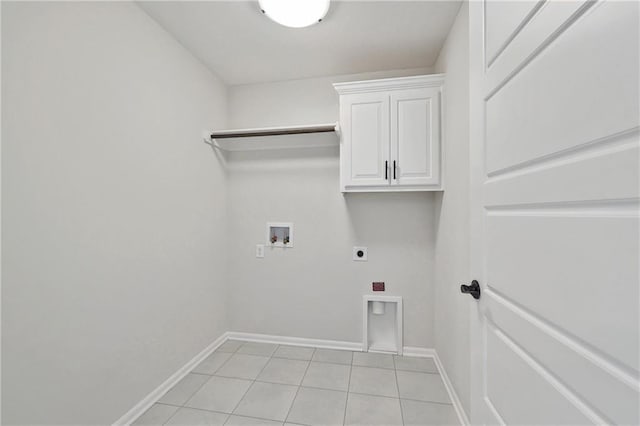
[[402, 346, 436, 358], [432, 350, 470, 426], [113, 332, 469, 426], [112, 332, 230, 426], [399, 347, 470, 425], [333, 74, 446, 94], [342, 184, 444, 193], [362, 295, 403, 355], [226, 331, 363, 352]]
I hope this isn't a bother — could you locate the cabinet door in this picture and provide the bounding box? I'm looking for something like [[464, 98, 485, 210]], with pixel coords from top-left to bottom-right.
[[340, 92, 390, 190], [390, 87, 441, 187]]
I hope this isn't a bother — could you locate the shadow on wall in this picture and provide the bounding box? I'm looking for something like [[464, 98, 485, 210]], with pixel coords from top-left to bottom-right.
[[223, 144, 435, 252], [432, 191, 445, 239], [225, 146, 339, 172], [204, 139, 229, 173], [222, 143, 436, 248], [344, 192, 436, 246]]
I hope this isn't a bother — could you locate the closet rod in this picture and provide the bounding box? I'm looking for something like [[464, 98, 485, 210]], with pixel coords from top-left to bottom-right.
[[210, 124, 336, 139]]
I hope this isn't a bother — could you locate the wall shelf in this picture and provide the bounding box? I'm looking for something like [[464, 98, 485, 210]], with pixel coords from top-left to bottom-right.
[[207, 123, 339, 151]]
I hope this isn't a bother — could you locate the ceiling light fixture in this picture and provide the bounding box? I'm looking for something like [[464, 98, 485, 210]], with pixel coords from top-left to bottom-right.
[[258, 0, 330, 28]]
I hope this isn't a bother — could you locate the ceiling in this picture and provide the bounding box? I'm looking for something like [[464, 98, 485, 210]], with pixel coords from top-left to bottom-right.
[[138, 1, 461, 86]]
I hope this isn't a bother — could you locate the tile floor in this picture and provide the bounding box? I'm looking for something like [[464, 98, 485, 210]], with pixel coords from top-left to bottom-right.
[[133, 340, 459, 426]]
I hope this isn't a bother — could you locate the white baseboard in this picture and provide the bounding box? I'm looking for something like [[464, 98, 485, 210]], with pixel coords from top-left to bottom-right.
[[402, 346, 436, 358], [403, 346, 469, 425], [226, 331, 363, 352], [113, 332, 469, 426], [112, 331, 229, 426], [432, 350, 470, 426]]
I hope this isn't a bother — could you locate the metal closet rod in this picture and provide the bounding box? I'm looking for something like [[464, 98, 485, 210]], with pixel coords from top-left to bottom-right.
[[210, 125, 336, 139]]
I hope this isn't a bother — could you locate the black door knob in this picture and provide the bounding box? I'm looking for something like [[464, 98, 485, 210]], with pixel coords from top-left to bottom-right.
[[461, 280, 481, 300]]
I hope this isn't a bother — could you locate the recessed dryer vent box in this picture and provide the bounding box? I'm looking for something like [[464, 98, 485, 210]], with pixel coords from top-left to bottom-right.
[[267, 222, 294, 248], [363, 295, 403, 355]]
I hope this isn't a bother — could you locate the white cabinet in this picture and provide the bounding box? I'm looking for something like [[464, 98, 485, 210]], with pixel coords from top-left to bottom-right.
[[339, 91, 390, 188], [334, 75, 444, 192]]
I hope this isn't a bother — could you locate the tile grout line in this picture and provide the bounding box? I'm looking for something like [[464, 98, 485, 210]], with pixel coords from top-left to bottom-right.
[[282, 347, 316, 425], [162, 405, 230, 425], [301, 359, 352, 367], [341, 351, 355, 426], [200, 361, 438, 377], [156, 388, 456, 409], [248, 348, 449, 405], [161, 377, 216, 425], [162, 342, 243, 425], [224, 342, 279, 423], [393, 354, 406, 426], [150, 341, 450, 426], [164, 403, 298, 425]]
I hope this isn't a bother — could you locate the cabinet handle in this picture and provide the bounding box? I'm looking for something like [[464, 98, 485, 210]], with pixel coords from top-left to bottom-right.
[[393, 161, 397, 180], [385, 161, 388, 180]]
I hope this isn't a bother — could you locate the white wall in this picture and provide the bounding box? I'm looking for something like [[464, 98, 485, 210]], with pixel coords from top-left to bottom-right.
[[228, 68, 432, 129], [433, 2, 471, 417], [227, 149, 435, 347], [226, 71, 437, 349], [1, 2, 229, 424]]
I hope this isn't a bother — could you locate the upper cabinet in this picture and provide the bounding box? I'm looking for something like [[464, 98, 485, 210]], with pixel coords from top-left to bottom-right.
[[334, 75, 444, 192]]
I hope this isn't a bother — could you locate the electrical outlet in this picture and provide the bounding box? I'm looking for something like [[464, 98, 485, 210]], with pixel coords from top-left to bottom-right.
[[353, 246, 368, 261], [256, 244, 265, 258]]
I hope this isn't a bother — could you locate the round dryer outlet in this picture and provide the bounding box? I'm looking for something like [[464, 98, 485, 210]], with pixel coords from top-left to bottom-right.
[[353, 246, 368, 261]]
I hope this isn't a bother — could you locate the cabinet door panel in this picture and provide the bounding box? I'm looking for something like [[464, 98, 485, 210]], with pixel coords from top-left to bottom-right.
[[340, 93, 390, 189], [390, 88, 441, 187]]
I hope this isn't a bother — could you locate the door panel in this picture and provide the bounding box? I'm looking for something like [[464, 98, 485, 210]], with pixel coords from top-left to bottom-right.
[[470, 1, 639, 424], [340, 92, 389, 188], [486, 295, 639, 426], [390, 88, 440, 187], [484, 0, 542, 66], [486, 214, 639, 372], [486, 1, 591, 93], [485, 0, 639, 175], [486, 325, 594, 425], [485, 135, 639, 207]]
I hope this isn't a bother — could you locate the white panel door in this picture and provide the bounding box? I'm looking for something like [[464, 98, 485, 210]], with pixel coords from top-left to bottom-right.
[[469, 1, 639, 425], [484, 0, 542, 66], [390, 88, 441, 187], [340, 92, 390, 189]]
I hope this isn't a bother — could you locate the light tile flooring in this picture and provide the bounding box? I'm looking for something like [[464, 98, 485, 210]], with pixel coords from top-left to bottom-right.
[[133, 340, 459, 426]]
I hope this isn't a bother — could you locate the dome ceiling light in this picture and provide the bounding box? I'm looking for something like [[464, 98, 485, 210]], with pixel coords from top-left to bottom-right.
[[258, 0, 330, 28]]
